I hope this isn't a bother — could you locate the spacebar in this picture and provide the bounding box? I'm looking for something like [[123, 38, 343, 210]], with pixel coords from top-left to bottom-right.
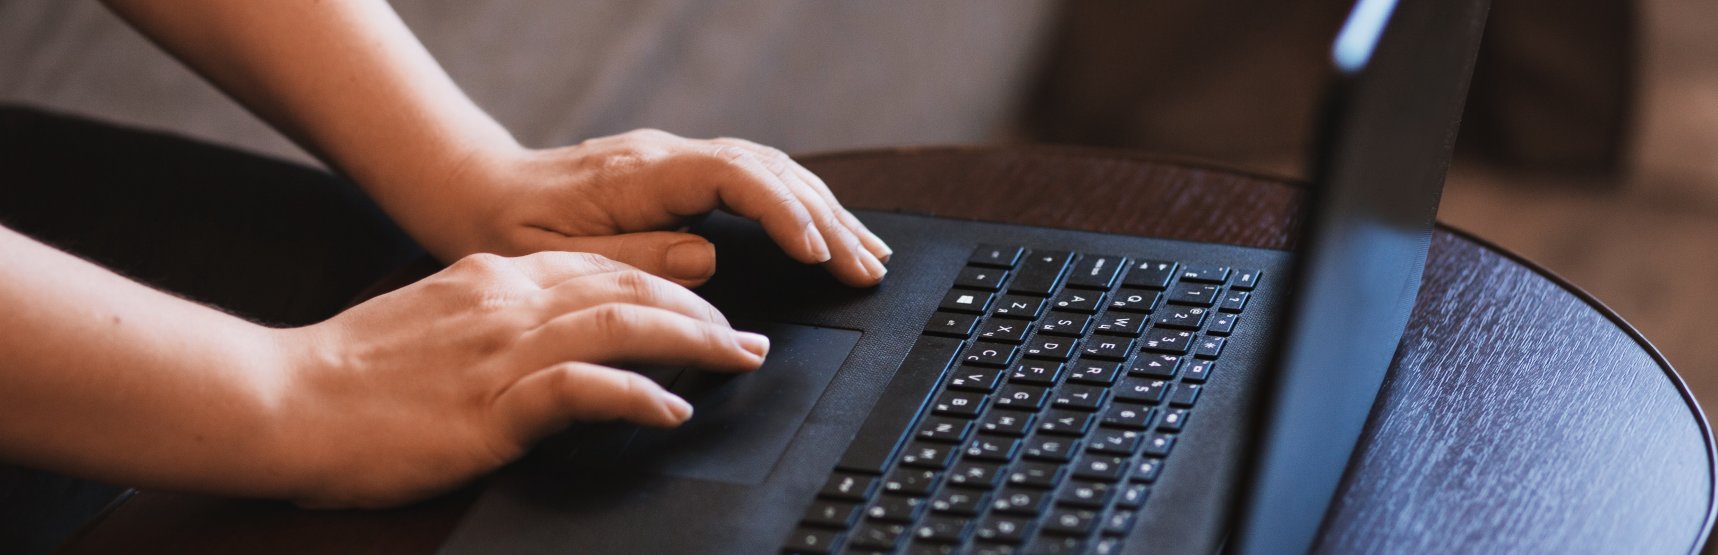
[[834, 335, 964, 474]]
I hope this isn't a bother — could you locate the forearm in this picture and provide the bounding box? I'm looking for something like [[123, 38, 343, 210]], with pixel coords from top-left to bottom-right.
[[0, 226, 303, 496], [101, 0, 519, 258]]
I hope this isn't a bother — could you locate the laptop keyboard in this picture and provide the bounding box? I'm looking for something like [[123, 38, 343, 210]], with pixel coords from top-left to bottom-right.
[[783, 244, 1260, 555]]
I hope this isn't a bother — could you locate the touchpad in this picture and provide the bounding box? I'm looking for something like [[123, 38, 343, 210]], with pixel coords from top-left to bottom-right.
[[619, 321, 860, 485]]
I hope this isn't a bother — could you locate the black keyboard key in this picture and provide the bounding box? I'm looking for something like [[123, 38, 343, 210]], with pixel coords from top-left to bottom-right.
[[898, 442, 958, 469], [976, 320, 1032, 344], [1070, 454, 1129, 482], [1025, 535, 1087, 554], [1037, 312, 1092, 337], [1194, 336, 1226, 359], [1133, 458, 1164, 482], [1008, 251, 1074, 296], [1169, 383, 1202, 407], [833, 335, 963, 473], [1066, 254, 1126, 290], [1036, 409, 1094, 436], [939, 289, 994, 314], [948, 461, 1006, 488], [929, 488, 988, 515], [964, 437, 1021, 462], [1155, 306, 1210, 330], [1232, 268, 1262, 290], [992, 487, 1052, 514], [1107, 289, 1161, 312], [866, 495, 927, 522], [883, 467, 942, 496], [1183, 360, 1215, 383], [1009, 361, 1065, 385], [962, 341, 1018, 367], [1091, 312, 1147, 337], [969, 244, 1024, 269], [1041, 507, 1100, 535], [1093, 537, 1126, 555], [1079, 337, 1133, 361], [850, 521, 910, 550], [907, 540, 960, 554], [1114, 378, 1170, 403], [913, 515, 972, 544], [1006, 461, 1065, 488], [947, 366, 1006, 392], [1208, 312, 1238, 336], [785, 527, 843, 554], [955, 266, 1010, 292], [1022, 433, 1080, 462], [975, 515, 1033, 544], [932, 390, 987, 418], [1122, 260, 1178, 289], [978, 411, 1034, 436], [1066, 360, 1123, 385], [819, 472, 879, 500], [1102, 510, 1137, 536], [1158, 408, 1190, 432], [1142, 433, 1176, 457], [1140, 327, 1194, 354], [924, 312, 979, 338], [802, 500, 862, 529], [1179, 264, 1230, 284], [1219, 291, 1250, 312], [1050, 289, 1105, 314], [1088, 429, 1142, 455], [1022, 337, 1079, 361], [1100, 403, 1155, 430], [916, 417, 974, 443], [994, 384, 1050, 411], [991, 295, 1047, 319], [1167, 283, 1221, 306], [1051, 384, 1109, 411], [1116, 482, 1151, 508], [1129, 354, 1183, 379], [1055, 481, 1114, 508]]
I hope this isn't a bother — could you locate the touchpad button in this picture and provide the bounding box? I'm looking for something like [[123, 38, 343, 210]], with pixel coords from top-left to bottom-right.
[[621, 321, 859, 486]]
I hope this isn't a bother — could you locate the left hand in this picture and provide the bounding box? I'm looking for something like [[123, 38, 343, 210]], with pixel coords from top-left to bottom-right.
[[419, 129, 892, 288]]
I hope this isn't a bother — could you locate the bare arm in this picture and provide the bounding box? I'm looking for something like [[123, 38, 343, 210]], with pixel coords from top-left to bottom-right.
[[101, 0, 891, 286], [0, 223, 768, 506], [0, 225, 295, 496]]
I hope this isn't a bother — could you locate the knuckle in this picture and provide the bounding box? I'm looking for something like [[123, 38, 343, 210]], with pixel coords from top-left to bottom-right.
[[612, 270, 660, 303], [451, 252, 510, 275], [695, 321, 731, 352], [584, 303, 639, 340]]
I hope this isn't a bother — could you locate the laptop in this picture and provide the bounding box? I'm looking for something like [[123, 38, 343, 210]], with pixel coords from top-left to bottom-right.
[[439, 0, 1489, 552]]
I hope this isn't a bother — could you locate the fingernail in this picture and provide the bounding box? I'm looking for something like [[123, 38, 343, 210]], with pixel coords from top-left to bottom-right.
[[859, 252, 887, 282], [660, 391, 694, 423], [870, 232, 894, 262], [665, 241, 716, 280], [735, 331, 771, 358], [804, 223, 832, 263]]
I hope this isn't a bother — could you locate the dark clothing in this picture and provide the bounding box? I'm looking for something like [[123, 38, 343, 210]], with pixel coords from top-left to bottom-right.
[[0, 105, 422, 553]]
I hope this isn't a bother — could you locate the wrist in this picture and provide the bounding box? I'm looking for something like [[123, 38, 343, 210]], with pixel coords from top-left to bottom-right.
[[364, 135, 533, 262]]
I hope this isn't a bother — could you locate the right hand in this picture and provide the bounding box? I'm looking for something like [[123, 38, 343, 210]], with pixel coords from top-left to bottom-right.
[[269, 251, 767, 508]]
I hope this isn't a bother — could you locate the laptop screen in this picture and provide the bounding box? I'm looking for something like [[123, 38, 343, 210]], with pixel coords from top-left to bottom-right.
[[1228, 0, 1490, 552]]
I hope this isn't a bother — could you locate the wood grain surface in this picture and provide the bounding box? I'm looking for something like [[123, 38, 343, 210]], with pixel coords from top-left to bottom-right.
[[58, 147, 1713, 554]]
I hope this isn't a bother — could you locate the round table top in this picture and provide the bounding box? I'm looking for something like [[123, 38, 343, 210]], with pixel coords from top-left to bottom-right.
[[61, 146, 1716, 554]]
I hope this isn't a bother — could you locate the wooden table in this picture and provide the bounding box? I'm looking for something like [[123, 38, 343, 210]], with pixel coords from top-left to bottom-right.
[[61, 147, 1716, 553]]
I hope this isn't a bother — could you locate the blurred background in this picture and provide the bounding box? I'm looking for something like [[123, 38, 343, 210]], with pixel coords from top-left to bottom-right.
[[2, 0, 1715, 508]]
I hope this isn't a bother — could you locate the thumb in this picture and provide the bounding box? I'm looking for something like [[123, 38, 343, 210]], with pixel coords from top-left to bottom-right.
[[547, 232, 716, 287]]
